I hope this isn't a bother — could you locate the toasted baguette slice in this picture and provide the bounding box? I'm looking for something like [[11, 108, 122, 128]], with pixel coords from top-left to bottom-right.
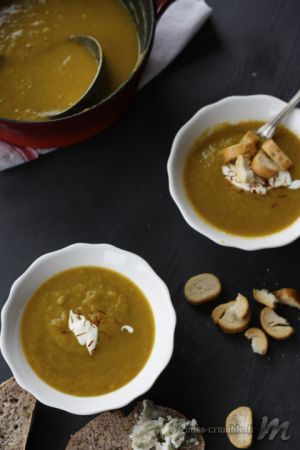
[[260, 307, 294, 340], [241, 130, 260, 146], [253, 289, 278, 308], [244, 328, 268, 355], [0, 378, 36, 450], [184, 273, 221, 305], [212, 294, 251, 334], [66, 401, 205, 450], [222, 142, 256, 163], [235, 155, 255, 183], [212, 303, 228, 324], [226, 406, 253, 449], [251, 150, 279, 178], [261, 139, 293, 171], [229, 294, 249, 319], [274, 288, 300, 310], [218, 306, 251, 334]]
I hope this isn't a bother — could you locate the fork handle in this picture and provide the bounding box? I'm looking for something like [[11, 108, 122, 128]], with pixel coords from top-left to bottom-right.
[[258, 89, 300, 139]]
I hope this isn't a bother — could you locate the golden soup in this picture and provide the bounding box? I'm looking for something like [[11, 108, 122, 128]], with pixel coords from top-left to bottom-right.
[[184, 121, 300, 237], [0, 0, 139, 121], [21, 266, 155, 397]]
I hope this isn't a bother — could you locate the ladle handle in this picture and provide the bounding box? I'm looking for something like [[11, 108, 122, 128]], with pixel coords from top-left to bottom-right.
[[155, 0, 175, 16]]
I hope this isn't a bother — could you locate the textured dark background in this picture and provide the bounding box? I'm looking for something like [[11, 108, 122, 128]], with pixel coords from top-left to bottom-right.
[[1, 0, 300, 448]]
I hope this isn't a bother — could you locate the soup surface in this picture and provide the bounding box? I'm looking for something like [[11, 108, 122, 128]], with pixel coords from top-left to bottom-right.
[[0, 0, 139, 121], [21, 266, 155, 396], [184, 121, 300, 236]]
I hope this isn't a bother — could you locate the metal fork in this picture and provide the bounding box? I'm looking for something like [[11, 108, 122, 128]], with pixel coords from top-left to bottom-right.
[[257, 89, 300, 139]]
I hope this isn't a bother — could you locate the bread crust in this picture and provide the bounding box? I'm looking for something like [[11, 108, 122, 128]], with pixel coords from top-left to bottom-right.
[[244, 327, 268, 355], [211, 303, 227, 323], [232, 294, 249, 320], [184, 273, 221, 305], [241, 130, 260, 145], [274, 288, 300, 309], [251, 150, 279, 178], [212, 295, 251, 334], [261, 139, 293, 171], [222, 142, 256, 163], [253, 289, 278, 308], [260, 307, 294, 340], [226, 406, 253, 449], [219, 308, 251, 334]]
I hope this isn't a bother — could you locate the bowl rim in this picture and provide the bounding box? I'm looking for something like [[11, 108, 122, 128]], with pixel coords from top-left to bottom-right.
[[167, 94, 300, 251], [0, 243, 176, 415]]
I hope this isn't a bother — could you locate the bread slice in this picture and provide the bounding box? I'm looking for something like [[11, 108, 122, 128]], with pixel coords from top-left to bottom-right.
[[222, 142, 256, 163], [274, 288, 300, 309], [212, 303, 228, 324], [66, 401, 205, 450], [212, 294, 251, 334], [253, 289, 278, 308], [226, 406, 253, 449], [66, 410, 132, 449], [241, 130, 260, 146], [0, 378, 36, 450], [218, 306, 251, 334], [251, 150, 279, 178], [130, 402, 204, 450], [260, 307, 294, 340], [184, 273, 221, 305], [230, 294, 249, 320], [244, 327, 268, 355], [261, 139, 293, 171], [235, 155, 255, 183]]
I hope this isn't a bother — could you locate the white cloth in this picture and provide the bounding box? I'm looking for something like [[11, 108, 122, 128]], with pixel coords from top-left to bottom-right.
[[0, 0, 212, 171], [140, 0, 212, 88]]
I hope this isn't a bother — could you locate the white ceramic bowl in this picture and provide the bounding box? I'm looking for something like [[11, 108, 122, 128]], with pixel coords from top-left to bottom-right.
[[0, 243, 176, 415], [168, 94, 300, 251]]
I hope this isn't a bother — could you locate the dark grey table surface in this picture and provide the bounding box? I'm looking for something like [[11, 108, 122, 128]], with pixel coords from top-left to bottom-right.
[[1, 0, 300, 448]]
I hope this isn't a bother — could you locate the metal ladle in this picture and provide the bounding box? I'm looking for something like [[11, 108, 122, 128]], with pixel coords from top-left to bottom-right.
[[47, 35, 104, 120]]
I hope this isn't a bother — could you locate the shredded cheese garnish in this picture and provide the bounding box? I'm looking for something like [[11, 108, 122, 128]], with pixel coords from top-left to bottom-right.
[[68, 310, 98, 355], [121, 325, 134, 334], [223, 164, 300, 195]]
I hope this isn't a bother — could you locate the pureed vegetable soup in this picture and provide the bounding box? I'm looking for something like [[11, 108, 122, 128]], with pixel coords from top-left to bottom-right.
[[0, 0, 139, 121], [184, 121, 300, 236], [21, 267, 155, 397]]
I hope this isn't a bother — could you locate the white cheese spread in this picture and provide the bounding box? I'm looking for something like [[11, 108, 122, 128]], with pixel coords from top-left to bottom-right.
[[289, 179, 300, 190], [130, 400, 200, 450], [222, 164, 300, 195], [68, 310, 98, 355]]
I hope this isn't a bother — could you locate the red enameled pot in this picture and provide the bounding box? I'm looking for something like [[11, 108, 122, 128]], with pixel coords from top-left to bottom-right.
[[0, 0, 174, 148]]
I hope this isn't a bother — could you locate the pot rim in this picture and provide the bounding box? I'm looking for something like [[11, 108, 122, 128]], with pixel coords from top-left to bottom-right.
[[0, 0, 157, 126]]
